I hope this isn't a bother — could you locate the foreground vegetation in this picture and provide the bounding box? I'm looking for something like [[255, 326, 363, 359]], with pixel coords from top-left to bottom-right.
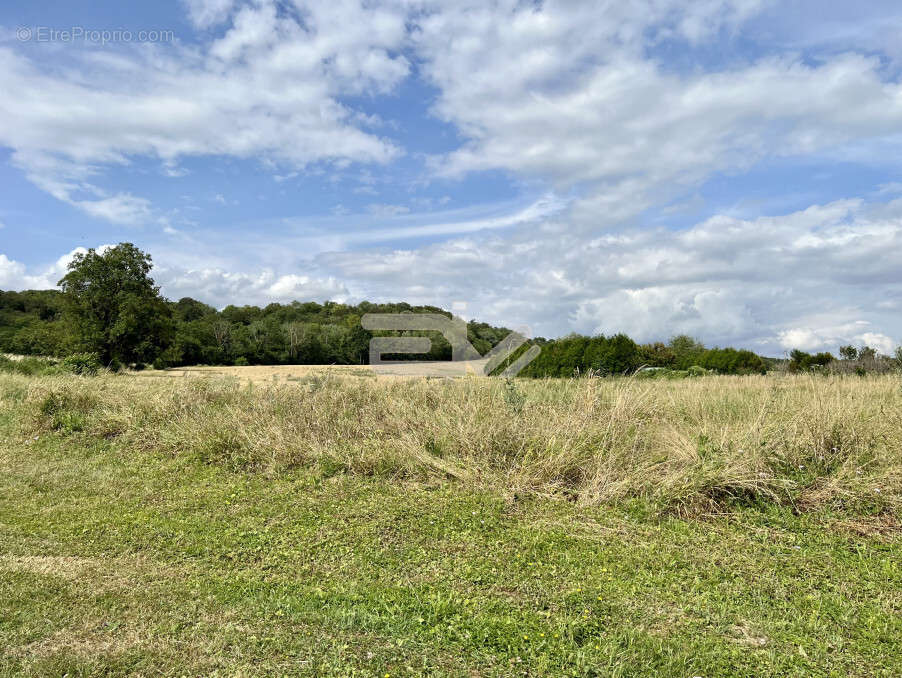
[[1, 371, 899, 676], [11, 371, 901, 513]]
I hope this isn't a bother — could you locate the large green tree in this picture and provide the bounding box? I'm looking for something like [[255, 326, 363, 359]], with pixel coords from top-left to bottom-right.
[[58, 243, 173, 366]]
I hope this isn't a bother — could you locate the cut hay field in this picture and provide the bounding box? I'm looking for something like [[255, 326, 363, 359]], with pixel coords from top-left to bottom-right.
[[1, 371, 900, 676], [130, 363, 380, 383], [130, 360, 491, 384]]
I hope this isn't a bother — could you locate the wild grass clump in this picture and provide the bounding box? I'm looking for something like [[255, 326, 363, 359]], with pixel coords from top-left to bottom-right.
[[1, 353, 104, 377], [0, 355, 63, 377], [6, 371, 900, 516]]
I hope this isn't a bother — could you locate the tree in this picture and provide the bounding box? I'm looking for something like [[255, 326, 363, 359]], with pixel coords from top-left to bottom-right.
[[173, 297, 216, 322], [58, 243, 173, 366], [858, 345, 877, 361], [839, 345, 858, 361], [640, 342, 676, 368], [668, 335, 705, 369], [788, 349, 834, 372]]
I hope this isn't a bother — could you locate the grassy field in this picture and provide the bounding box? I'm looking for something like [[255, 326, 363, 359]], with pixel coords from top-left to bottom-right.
[[1, 370, 900, 676]]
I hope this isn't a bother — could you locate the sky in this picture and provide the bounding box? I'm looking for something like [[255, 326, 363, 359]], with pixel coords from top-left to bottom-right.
[[2, 0, 902, 355]]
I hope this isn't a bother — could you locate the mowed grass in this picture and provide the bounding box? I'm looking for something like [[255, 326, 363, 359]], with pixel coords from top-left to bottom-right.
[[0, 372, 900, 676]]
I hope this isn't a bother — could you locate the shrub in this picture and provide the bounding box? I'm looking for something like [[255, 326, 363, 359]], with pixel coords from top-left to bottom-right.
[[61, 352, 102, 376], [789, 350, 834, 373], [839, 345, 858, 361], [234, 356, 250, 366]]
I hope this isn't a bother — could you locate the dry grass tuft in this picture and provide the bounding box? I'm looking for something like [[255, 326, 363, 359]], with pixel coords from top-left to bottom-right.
[[6, 371, 901, 515]]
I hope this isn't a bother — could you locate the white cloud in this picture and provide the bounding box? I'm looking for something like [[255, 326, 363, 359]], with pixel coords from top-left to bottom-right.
[[5, 0, 902, 230], [163, 164, 190, 178], [182, 0, 238, 29], [778, 325, 896, 356], [0, 0, 410, 222], [1, 245, 350, 309], [346, 194, 568, 243], [414, 1, 902, 220], [314, 196, 902, 354], [74, 194, 153, 225], [153, 266, 350, 308], [858, 332, 897, 355], [0, 254, 27, 289], [0, 247, 89, 290], [367, 203, 410, 217]]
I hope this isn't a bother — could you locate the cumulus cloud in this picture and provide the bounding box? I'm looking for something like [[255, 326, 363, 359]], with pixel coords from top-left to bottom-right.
[[316, 196, 902, 354], [151, 266, 350, 308], [0, 248, 89, 290], [415, 1, 902, 214], [778, 325, 896, 356], [0, 0, 410, 222], [0, 247, 350, 309], [13, 0, 893, 227], [0, 255, 28, 289]]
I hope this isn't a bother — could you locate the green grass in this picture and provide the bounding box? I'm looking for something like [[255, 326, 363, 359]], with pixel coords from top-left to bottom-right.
[[0, 378, 900, 676]]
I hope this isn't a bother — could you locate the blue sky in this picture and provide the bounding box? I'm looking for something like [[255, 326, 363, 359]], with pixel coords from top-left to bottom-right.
[[2, 0, 902, 355]]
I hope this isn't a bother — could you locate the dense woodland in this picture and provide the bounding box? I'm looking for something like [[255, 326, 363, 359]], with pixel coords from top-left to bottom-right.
[[1, 244, 898, 376], [0, 286, 776, 374], [0, 288, 509, 367]]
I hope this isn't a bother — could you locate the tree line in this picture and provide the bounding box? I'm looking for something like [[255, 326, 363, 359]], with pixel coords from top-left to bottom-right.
[[3, 243, 897, 376], [786, 346, 902, 375], [0, 244, 515, 370], [517, 333, 770, 377]]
